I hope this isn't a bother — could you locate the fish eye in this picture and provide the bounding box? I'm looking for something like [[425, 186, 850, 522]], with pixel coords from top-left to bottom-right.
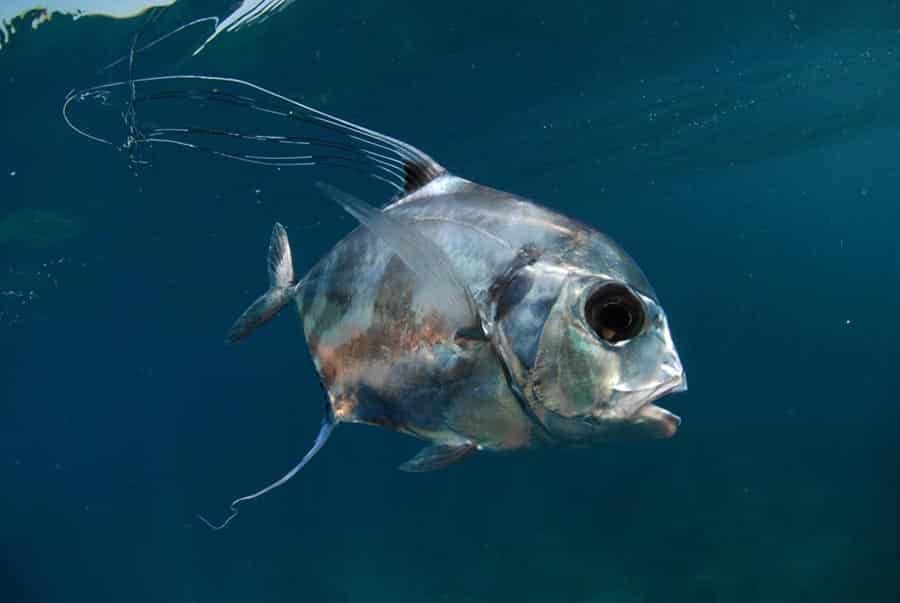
[[584, 283, 645, 343]]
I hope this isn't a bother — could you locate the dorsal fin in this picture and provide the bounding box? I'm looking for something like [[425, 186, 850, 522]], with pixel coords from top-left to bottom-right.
[[63, 74, 447, 197], [402, 158, 445, 194]]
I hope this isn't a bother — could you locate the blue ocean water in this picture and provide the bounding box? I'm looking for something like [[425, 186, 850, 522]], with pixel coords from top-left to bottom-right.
[[2, 2, 899, 602]]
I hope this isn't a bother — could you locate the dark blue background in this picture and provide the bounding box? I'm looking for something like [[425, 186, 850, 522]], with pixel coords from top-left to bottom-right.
[[2, 2, 898, 602]]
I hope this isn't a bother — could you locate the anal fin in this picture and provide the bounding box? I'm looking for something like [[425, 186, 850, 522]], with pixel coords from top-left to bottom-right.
[[398, 443, 476, 473]]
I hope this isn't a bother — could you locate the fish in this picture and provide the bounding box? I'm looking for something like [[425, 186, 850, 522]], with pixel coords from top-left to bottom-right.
[[208, 112, 687, 529], [62, 75, 687, 529]]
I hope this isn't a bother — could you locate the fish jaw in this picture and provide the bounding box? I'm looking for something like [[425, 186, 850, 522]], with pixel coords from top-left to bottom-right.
[[629, 400, 682, 439], [602, 359, 686, 439], [614, 369, 686, 439]]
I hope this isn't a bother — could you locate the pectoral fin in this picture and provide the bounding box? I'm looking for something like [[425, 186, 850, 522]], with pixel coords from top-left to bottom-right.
[[398, 443, 476, 472]]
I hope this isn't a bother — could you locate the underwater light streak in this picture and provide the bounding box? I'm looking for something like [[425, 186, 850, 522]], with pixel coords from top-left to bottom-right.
[[193, 0, 296, 55]]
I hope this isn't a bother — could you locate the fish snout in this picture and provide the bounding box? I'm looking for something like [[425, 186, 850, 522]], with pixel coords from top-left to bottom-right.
[[639, 351, 686, 438], [611, 351, 686, 439], [660, 352, 687, 394]]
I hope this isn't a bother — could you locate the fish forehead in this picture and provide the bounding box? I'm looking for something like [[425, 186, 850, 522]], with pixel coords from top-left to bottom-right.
[[387, 177, 655, 298]]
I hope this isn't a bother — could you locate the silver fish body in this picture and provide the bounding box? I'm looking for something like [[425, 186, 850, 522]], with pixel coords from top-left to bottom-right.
[[63, 73, 687, 523], [294, 174, 685, 461]]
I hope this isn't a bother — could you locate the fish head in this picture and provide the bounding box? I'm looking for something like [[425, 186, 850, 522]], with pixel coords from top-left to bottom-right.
[[526, 270, 686, 442]]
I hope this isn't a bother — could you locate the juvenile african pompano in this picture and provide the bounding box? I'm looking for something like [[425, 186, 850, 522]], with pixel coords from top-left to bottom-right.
[[63, 75, 687, 529], [210, 121, 686, 529]]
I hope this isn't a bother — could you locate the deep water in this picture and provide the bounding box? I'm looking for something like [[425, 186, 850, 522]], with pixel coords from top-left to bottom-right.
[[2, 2, 899, 602]]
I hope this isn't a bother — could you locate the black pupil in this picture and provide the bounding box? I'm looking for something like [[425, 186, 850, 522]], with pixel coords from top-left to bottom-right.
[[598, 302, 631, 331], [585, 285, 644, 343]]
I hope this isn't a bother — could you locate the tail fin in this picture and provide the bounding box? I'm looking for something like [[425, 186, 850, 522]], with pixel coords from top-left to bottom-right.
[[198, 405, 336, 530], [226, 222, 297, 343]]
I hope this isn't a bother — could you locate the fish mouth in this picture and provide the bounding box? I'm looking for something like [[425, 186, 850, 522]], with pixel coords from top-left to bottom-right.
[[631, 373, 686, 438], [595, 362, 685, 438], [633, 402, 681, 438]]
